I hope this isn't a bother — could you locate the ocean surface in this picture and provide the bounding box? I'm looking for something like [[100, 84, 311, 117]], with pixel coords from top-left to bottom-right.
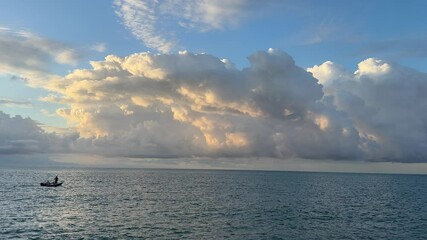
[[1, 168, 427, 239]]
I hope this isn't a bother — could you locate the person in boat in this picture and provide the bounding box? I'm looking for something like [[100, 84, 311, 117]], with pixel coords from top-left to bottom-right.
[[54, 176, 58, 184]]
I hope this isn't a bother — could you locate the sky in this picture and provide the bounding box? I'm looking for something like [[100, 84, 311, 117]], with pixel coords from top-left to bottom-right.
[[1, 0, 427, 173]]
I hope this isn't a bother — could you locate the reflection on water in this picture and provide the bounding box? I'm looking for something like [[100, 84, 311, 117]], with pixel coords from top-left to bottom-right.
[[1, 168, 427, 239]]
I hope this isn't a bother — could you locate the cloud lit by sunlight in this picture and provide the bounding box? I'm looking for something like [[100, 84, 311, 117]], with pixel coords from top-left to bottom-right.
[[113, 0, 274, 53]]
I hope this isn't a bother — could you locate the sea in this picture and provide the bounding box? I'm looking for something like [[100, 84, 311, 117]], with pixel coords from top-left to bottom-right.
[[1, 168, 427, 239]]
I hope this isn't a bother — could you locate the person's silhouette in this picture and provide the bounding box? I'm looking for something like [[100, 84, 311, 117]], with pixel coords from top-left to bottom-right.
[[54, 176, 58, 184]]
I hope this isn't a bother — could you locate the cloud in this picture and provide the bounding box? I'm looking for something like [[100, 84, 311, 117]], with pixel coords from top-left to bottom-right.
[[37, 49, 362, 161], [0, 111, 76, 154], [0, 28, 80, 76], [359, 36, 427, 59], [114, 0, 177, 53], [91, 42, 107, 53], [295, 21, 345, 45], [161, 0, 270, 31], [54, 49, 79, 66], [0, 97, 32, 108], [0, 27, 113, 90], [308, 58, 427, 162], [114, 0, 274, 53], [40, 109, 57, 117], [2, 47, 426, 164]]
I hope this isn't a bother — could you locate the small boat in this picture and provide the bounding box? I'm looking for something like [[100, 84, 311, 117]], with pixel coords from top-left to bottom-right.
[[40, 181, 63, 187]]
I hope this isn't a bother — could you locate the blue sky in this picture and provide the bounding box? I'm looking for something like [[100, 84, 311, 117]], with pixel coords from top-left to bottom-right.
[[1, 0, 427, 172], [2, 0, 426, 127], [2, 0, 426, 67]]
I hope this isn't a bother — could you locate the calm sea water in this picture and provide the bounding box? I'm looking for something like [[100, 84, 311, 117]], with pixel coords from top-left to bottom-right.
[[1, 168, 427, 239]]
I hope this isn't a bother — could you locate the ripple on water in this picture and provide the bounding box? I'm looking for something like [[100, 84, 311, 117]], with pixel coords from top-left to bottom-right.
[[1, 169, 427, 239]]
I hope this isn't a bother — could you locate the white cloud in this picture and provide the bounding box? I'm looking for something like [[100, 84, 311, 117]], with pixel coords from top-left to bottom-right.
[[308, 58, 427, 162], [1, 47, 426, 164], [355, 58, 392, 76], [114, 0, 273, 53], [91, 42, 107, 53], [38, 49, 362, 160], [114, 0, 176, 53], [0, 97, 32, 108], [0, 27, 81, 84], [162, 0, 264, 31], [54, 49, 79, 65]]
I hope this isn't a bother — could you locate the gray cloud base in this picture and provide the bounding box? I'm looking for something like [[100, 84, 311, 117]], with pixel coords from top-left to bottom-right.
[[0, 112, 77, 154]]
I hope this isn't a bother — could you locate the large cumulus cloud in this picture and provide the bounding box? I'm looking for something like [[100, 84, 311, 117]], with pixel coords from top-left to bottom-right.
[[38, 49, 362, 160], [3, 48, 426, 163]]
